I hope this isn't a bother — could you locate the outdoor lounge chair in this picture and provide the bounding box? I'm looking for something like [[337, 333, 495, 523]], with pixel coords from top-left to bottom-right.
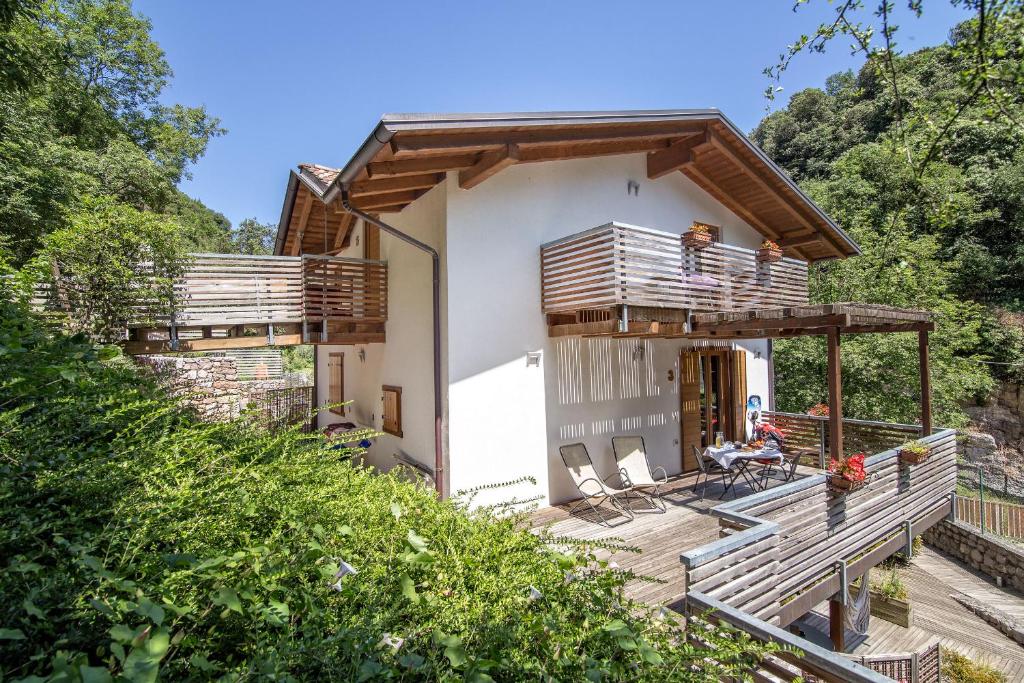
[[691, 444, 732, 501], [611, 436, 668, 512], [559, 443, 636, 525]]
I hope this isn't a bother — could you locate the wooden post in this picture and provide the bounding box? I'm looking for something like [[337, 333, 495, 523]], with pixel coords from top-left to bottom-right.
[[919, 329, 932, 435], [829, 598, 846, 652], [826, 327, 843, 460]]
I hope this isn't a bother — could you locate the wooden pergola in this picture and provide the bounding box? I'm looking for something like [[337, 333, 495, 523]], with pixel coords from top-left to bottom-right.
[[688, 303, 935, 446], [690, 302, 935, 653]]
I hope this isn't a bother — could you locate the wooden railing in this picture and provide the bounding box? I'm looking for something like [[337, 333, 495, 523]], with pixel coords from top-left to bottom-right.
[[763, 410, 924, 468], [539, 222, 809, 316], [301, 254, 387, 324], [681, 428, 957, 682], [154, 253, 387, 329]]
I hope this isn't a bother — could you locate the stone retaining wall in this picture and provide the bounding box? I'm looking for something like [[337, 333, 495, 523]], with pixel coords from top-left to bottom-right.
[[923, 518, 1024, 592], [136, 355, 241, 421]]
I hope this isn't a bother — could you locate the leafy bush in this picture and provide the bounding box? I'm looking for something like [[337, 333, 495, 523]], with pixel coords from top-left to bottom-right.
[[0, 301, 781, 681], [22, 195, 187, 341], [941, 648, 1007, 683]]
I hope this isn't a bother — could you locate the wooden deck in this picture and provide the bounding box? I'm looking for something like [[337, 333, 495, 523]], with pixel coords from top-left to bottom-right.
[[795, 546, 1024, 679], [531, 469, 813, 608]]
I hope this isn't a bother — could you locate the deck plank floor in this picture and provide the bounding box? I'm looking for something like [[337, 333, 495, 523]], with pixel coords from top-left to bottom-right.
[[795, 546, 1024, 679], [531, 469, 808, 608]]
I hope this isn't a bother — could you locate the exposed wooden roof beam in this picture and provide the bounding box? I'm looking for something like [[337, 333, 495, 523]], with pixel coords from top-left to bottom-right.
[[777, 233, 823, 249], [518, 137, 673, 162], [374, 203, 412, 214], [390, 121, 708, 154], [459, 144, 520, 190], [350, 173, 445, 197], [366, 154, 478, 178], [290, 193, 313, 256], [647, 129, 710, 179], [354, 189, 422, 210], [332, 211, 357, 251]]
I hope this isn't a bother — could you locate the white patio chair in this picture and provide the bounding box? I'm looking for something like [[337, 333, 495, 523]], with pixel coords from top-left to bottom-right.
[[611, 436, 668, 512], [559, 443, 636, 525]]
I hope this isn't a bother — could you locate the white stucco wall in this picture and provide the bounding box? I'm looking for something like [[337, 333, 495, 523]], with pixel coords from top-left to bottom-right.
[[315, 183, 447, 476], [444, 153, 771, 506]]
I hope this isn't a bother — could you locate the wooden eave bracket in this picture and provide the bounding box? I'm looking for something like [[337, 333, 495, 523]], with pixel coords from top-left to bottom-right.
[[459, 144, 520, 189]]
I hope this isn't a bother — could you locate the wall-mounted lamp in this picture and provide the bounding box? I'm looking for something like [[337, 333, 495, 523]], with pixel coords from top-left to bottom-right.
[[358, 348, 366, 363], [632, 344, 645, 363], [526, 351, 542, 368], [627, 180, 640, 196]]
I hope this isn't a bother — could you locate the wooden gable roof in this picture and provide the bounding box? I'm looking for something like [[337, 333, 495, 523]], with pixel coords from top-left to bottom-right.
[[275, 110, 860, 261]]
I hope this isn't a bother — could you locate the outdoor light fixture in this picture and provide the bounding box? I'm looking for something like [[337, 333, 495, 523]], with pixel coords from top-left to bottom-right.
[[358, 348, 366, 363], [526, 351, 542, 367], [632, 344, 645, 362]]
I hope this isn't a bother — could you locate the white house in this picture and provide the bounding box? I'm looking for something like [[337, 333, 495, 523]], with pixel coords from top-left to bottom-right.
[[271, 110, 863, 507]]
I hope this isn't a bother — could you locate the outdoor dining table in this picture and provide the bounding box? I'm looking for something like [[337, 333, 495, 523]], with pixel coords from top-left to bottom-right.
[[704, 443, 784, 496]]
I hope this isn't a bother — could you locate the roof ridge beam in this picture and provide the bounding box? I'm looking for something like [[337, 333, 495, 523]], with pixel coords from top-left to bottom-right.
[[366, 154, 478, 178], [391, 121, 708, 154]]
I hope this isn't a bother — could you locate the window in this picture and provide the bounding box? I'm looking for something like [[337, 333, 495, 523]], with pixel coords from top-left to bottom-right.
[[328, 352, 345, 415], [382, 385, 402, 437]]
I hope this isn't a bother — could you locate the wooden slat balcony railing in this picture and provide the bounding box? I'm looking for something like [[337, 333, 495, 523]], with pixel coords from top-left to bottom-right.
[[680, 428, 957, 682], [540, 222, 809, 317], [103, 253, 388, 353], [762, 410, 924, 468]]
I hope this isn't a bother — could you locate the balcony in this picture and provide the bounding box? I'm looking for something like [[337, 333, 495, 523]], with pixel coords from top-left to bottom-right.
[[540, 222, 809, 326], [122, 253, 387, 353]]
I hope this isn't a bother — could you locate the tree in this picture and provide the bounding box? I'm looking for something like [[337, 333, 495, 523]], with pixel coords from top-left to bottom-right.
[[0, 0, 230, 264], [232, 217, 275, 255], [26, 195, 187, 342]]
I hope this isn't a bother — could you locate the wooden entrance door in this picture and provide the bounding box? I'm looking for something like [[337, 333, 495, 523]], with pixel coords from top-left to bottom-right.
[[679, 348, 748, 472]]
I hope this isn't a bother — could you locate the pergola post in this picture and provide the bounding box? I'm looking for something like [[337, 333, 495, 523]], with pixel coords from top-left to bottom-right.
[[829, 598, 846, 652], [919, 329, 932, 435], [826, 327, 843, 461]]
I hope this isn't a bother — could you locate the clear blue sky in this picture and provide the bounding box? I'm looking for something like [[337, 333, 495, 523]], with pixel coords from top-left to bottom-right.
[[136, 0, 971, 229]]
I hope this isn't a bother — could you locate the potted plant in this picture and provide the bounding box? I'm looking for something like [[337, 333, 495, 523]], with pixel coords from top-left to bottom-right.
[[682, 222, 715, 249], [807, 403, 829, 417], [828, 452, 867, 492], [898, 439, 931, 465], [756, 239, 783, 263]]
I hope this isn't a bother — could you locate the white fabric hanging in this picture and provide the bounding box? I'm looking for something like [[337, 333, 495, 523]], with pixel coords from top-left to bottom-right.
[[844, 568, 871, 636]]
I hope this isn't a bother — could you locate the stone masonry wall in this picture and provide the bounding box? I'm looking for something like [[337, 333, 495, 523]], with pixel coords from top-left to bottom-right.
[[136, 355, 241, 421], [923, 519, 1024, 592]]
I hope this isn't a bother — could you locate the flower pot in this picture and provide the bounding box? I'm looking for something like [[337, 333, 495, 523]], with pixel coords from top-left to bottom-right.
[[683, 231, 714, 250], [756, 247, 783, 263], [828, 475, 865, 493], [899, 448, 930, 465]]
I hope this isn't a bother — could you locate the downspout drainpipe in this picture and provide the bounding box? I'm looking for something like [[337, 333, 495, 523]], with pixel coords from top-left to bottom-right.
[[339, 189, 446, 500]]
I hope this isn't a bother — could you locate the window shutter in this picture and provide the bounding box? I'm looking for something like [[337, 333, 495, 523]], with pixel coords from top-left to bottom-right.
[[382, 385, 402, 437], [679, 351, 702, 472], [730, 350, 748, 442], [364, 223, 380, 260], [328, 353, 345, 415]]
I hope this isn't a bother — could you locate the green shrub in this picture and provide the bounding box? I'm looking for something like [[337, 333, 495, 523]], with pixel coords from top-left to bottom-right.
[[870, 568, 908, 602], [0, 300, 782, 681], [941, 648, 1007, 683]]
